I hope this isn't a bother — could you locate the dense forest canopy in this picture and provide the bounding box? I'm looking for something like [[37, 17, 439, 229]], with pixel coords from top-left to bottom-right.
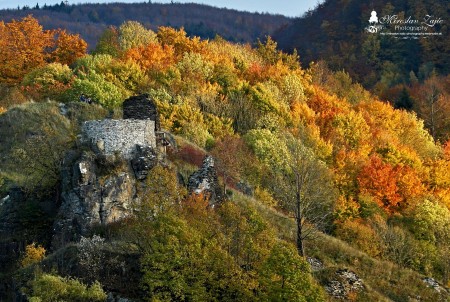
[[274, 0, 450, 142]]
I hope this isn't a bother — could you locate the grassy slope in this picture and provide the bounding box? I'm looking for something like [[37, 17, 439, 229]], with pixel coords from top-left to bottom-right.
[[232, 192, 445, 301]]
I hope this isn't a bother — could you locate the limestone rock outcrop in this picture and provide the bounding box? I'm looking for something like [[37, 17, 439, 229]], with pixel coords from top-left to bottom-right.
[[324, 269, 365, 299], [131, 145, 158, 180], [53, 94, 163, 247], [187, 155, 223, 205], [53, 140, 160, 248], [53, 150, 143, 247]]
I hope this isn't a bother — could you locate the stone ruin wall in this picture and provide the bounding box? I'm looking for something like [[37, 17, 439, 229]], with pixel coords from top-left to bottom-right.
[[81, 119, 156, 159]]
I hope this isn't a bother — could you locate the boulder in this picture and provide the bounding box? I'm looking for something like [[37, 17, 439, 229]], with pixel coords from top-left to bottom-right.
[[325, 269, 364, 299], [187, 155, 223, 205]]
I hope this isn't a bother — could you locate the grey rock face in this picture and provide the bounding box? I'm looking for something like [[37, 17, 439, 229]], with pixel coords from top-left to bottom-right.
[[187, 155, 223, 205], [53, 151, 138, 248], [131, 145, 157, 180], [423, 277, 448, 293]]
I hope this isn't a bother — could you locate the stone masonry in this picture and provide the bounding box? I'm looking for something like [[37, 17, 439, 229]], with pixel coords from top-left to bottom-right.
[[123, 94, 160, 131], [81, 119, 156, 159]]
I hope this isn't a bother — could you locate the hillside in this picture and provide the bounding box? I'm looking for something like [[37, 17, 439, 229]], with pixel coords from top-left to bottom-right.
[[0, 2, 290, 49], [274, 0, 450, 142], [274, 0, 448, 86], [0, 15, 449, 301]]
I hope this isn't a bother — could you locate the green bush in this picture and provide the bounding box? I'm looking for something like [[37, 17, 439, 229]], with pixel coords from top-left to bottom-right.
[[28, 273, 107, 302], [21, 63, 73, 102], [64, 72, 128, 109]]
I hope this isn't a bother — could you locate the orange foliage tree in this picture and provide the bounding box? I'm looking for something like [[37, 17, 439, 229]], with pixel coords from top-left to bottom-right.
[[358, 155, 402, 213], [51, 30, 87, 66], [358, 155, 425, 213], [123, 43, 175, 73], [0, 15, 53, 83], [0, 15, 87, 84]]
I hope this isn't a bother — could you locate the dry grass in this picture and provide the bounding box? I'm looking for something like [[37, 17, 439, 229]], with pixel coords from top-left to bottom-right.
[[231, 191, 446, 302]]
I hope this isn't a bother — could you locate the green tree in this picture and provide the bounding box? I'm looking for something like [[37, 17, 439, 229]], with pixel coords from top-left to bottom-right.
[[271, 133, 335, 256], [21, 62, 73, 101], [259, 242, 325, 301], [395, 87, 413, 110], [245, 130, 334, 256], [92, 26, 120, 57], [64, 71, 127, 108], [118, 21, 157, 51]]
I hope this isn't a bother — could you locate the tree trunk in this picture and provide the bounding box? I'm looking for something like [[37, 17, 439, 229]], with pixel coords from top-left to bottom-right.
[[296, 186, 305, 257]]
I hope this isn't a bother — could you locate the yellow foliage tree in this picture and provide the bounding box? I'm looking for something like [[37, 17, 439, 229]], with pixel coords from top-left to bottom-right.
[[21, 243, 46, 267]]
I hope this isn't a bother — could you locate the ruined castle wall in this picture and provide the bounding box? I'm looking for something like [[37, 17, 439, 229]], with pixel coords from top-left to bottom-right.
[[81, 119, 156, 159]]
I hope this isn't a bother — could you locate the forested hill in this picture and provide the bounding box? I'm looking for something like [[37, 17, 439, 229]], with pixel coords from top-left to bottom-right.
[[274, 0, 448, 89], [1, 15, 450, 301], [0, 2, 290, 48]]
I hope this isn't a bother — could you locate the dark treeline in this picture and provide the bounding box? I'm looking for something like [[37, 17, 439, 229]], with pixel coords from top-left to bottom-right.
[[274, 0, 448, 90], [0, 1, 291, 49]]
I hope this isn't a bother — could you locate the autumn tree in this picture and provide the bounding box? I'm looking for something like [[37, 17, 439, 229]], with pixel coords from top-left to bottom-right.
[[358, 155, 401, 213], [247, 130, 335, 256], [0, 15, 53, 83], [358, 154, 425, 213], [210, 135, 245, 192], [0, 16, 87, 84], [21, 62, 73, 101], [411, 75, 450, 142], [123, 43, 175, 73], [118, 21, 157, 51], [275, 133, 335, 256], [20, 243, 46, 267], [51, 29, 87, 65], [157, 26, 206, 59]]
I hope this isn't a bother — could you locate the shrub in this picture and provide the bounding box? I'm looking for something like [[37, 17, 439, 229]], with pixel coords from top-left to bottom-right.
[[20, 243, 46, 267], [21, 63, 73, 102], [28, 273, 107, 302], [335, 219, 382, 257]]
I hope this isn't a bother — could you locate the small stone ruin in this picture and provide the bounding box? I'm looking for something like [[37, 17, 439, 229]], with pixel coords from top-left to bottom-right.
[[123, 94, 160, 131], [81, 94, 159, 159]]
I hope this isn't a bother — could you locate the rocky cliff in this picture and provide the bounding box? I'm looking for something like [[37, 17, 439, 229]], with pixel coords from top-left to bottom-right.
[[53, 144, 157, 248], [187, 155, 223, 205]]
